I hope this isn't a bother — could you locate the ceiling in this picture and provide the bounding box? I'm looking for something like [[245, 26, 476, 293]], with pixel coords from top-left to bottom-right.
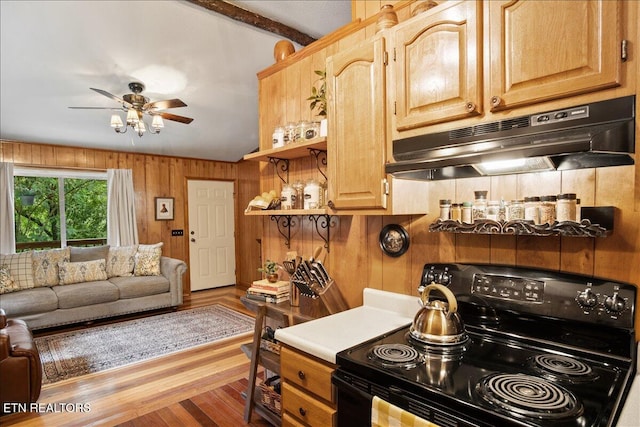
[[0, 0, 352, 162]]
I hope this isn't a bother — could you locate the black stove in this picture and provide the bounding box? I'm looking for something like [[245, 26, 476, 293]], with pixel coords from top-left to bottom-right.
[[332, 264, 637, 427]]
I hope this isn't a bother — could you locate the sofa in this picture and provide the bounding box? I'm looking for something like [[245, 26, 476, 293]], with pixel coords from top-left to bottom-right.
[[0, 308, 42, 410], [0, 243, 187, 330]]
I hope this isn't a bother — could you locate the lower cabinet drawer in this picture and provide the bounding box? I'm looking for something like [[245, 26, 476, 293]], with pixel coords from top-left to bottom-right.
[[281, 346, 335, 402], [282, 411, 307, 427], [282, 382, 336, 427]]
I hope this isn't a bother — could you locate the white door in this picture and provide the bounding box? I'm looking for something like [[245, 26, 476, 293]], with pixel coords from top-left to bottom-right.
[[187, 180, 236, 290]]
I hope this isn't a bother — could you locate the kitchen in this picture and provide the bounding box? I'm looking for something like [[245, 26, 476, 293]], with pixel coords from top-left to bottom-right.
[[248, 0, 639, 426]]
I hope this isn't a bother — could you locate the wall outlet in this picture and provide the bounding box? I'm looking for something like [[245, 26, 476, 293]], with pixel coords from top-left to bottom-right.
[[171, 230, 184, 236]]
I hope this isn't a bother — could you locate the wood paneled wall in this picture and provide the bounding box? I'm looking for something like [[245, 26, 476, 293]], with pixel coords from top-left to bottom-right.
[[0, 140, 263, 293]]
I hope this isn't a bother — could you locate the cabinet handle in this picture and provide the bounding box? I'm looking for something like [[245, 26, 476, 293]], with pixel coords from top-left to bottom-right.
[[299, 407, 307, 417], [465, 102, 477, 113], [327, 200, 335, 209], [298, 370, 306, 380], [490, 96, 503, 109]]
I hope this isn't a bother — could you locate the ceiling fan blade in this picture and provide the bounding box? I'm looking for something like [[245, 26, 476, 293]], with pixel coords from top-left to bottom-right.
[[144, 99, 187, 110], [90, 87, 133, 108], [156, 111, 194, 124]]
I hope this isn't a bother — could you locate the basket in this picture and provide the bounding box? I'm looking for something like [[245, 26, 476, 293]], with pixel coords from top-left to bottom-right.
[[260, 339, 281, 355], [260, 376, 281, 414]]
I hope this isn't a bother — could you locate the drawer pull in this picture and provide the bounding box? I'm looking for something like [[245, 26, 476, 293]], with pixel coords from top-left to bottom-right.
[[298, 370, 306, 380], [299, 407, 307, 417]]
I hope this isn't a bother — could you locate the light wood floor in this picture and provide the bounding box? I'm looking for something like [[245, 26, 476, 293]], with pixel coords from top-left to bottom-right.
[[1, 286, 272, 427]]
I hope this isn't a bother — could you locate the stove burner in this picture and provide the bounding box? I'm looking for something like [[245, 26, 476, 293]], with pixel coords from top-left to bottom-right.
[[476, 373, 583, 420], [531, 354, 598, 383], [368, 344, 423, 369]]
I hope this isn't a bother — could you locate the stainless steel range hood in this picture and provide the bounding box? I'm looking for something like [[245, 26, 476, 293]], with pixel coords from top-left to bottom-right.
[[386, 96, 635, 180]]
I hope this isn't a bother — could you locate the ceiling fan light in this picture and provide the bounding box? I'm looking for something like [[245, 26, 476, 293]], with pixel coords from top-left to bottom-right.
[[126, 108, 139, 124], [110, 114, 123, 128], [135, 121, 146, 134], [152, 115, 164, 129]]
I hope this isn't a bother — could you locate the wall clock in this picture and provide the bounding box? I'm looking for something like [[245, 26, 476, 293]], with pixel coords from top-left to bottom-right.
[[379, 224, 409, 257]]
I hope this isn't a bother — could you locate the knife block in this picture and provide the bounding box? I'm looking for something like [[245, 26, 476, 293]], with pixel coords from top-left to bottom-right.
[[316, 280, 349, 315]]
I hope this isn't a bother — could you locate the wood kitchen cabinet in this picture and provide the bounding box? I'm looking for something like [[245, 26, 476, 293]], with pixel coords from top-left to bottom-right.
[[487, 0, 622, 112], [280, 345, 337, 427], [391, 0, 483, 131]]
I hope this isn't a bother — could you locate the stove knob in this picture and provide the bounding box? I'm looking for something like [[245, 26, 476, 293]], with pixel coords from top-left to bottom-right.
[[604, 292, 626, 313], [425, 269, 436, 284], [576, 288, 598, 309], [440, 270, 451, 285]]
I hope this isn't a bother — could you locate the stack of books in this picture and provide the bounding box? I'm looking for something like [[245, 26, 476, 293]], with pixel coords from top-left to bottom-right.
[[246, 279, 290, 303]]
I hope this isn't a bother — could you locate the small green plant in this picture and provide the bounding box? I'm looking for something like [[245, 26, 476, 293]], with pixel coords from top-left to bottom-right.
[[307, 69, 326, 117], [258, 259, 278, 275]]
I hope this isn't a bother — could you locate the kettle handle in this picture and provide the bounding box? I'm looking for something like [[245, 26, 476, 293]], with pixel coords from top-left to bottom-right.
[[420, 283, 458, 314]]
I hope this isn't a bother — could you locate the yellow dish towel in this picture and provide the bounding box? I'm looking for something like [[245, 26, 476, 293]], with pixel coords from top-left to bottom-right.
[[372, 395, 440, 427]]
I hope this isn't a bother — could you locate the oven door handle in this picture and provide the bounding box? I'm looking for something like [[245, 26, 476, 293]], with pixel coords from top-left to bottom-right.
[[332, 372, 374, 400]]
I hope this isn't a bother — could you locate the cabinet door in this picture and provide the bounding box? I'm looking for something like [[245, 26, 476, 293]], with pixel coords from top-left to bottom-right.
[[326, 37, 387, 210], [487, 0, 621, 112], [393, 0, 482, 131]]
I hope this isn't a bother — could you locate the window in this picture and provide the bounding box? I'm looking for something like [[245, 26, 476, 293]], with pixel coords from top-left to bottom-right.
[[14, 168, 107, 250]]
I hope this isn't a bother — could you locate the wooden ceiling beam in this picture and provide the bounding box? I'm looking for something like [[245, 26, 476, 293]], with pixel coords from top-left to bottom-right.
[[186, 0, 317, 46]]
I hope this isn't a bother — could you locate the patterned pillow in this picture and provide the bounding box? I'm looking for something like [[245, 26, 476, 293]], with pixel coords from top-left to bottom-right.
[[58, 259, 108, 285], [134, 243, 163, 276], [0, 252, 35, 290], [32, 247, 71, 287], [106, 245, 138, 278], [0, 265, 20, 294]]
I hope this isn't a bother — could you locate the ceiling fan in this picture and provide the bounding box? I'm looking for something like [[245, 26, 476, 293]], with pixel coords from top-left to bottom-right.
[[70, 82, 194, 136]]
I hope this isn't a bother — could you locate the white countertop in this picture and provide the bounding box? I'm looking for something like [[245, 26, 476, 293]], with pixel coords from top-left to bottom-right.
[[274, 288, 419, 364], [616, 342, 640, 427]]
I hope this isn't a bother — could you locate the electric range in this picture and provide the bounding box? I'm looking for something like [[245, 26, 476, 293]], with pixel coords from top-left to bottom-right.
[[332, 263, 637, 427]]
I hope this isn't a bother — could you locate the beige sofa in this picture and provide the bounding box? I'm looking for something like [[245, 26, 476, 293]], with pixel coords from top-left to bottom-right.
[[0, 244, 187, 330]]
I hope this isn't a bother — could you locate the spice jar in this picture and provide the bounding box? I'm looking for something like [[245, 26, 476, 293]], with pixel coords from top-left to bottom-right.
[[280, 183, 294, 210], [524, 196, 541, 224], [451, 203, 462, 222], [462, 202, 473, 224], [284, 122, 296, 145], [439, 199, 451, 220], [539, 195, 557, 224], [303, 179, 321, 209], [272, 125, 285, 148], [304, 121, 320, 140], [508, 200, 525, 221], [292, 180, 304, 209], [486, 201, 500, 221], [473, 191, 488, 220], [556, 193, 577, 222]]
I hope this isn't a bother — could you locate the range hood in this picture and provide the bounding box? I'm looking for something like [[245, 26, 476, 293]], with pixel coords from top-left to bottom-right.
[[386, 95, 635, 180]]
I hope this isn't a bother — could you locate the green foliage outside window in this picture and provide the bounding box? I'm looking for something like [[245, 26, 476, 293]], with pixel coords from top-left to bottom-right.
[[14, 176, 107, 246]]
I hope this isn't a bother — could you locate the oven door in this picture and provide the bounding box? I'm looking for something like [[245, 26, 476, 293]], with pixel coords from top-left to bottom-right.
[[332, 368, 485, 427]]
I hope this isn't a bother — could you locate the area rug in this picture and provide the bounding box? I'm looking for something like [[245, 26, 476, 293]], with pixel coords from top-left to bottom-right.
[[35, 305, 254, 384]]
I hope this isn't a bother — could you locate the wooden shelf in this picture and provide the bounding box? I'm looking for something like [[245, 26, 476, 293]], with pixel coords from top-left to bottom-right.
[[245, 208, 331, 216], [241, 343, 280, 373], [429, 218, 612, 237], [243, 137, 327, 162]]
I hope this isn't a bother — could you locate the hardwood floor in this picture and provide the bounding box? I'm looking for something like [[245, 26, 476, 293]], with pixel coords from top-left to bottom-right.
[[2, 286, 273, 427]]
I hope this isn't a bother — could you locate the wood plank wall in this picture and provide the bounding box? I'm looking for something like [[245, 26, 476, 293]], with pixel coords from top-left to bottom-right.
[[0, 140, 263, 293], [256, 0, 640, 339]]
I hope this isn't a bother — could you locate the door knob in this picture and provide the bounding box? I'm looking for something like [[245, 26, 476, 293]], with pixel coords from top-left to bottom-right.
[[190, 231, 195, 235], [191, 238, 196, 243]]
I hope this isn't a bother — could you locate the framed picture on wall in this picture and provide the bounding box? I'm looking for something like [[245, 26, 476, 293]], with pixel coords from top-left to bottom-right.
[[155, 197, 174, 221]]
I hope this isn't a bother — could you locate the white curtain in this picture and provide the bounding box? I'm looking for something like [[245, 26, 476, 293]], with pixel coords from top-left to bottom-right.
[[0, 162, 16, 254], [107, 169, 139, 246]]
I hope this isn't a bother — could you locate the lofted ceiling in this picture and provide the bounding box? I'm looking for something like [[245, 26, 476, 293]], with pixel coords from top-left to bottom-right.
[[0, 0, 352, 162]]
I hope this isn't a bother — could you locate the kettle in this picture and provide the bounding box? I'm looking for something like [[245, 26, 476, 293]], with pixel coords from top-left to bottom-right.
[[409, 283, 467, 345]]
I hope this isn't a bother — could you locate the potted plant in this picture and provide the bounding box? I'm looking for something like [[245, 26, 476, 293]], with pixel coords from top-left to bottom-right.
[[258, 259, 280, 283], [307, 69, 327, 118]]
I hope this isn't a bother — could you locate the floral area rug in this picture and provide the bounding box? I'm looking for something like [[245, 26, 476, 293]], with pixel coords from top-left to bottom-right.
[[35, 305, 254, 384]]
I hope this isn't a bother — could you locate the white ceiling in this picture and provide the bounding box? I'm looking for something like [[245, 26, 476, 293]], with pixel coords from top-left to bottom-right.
[[0, 0, 351, 162]]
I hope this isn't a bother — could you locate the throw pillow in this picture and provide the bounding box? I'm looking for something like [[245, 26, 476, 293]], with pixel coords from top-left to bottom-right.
[[0, 265, 20, 294], [70, 245, 109, 262], [0, 252, 35, 290], [58, 259, 108, 285], [134, 243, 163, 276], [106, 245, 138, 278], [32, 247, 71, 287]]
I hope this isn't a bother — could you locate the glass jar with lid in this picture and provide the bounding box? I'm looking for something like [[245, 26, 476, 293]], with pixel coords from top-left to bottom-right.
[[508, 200, 525, 221], [280, 183, 294, 210], [303, 179, 321, 209], [292, 180, 304, 209], [462, 202, 473, 224], [539, 195, 557, 224], [451, 203, 462, 222], [556, 193, 577, 222], [486, 201, 500, 221], [473, 190, 488, 220], [272, 125, 285, 148], [284, 122, 296, 145], [439, 199, 451, 220], [524, 196, 541, 224]]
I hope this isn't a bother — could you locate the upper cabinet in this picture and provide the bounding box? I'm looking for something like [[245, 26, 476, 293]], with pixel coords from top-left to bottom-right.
[[326, 37, 387, 210], [487, 0, 622, 112], [392, 0, 483, 131]]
